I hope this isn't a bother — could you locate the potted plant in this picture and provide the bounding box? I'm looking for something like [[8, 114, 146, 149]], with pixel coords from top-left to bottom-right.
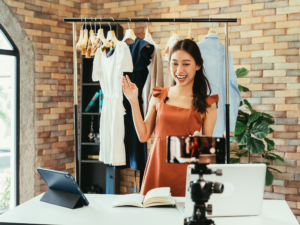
[[230, 68, 284, 186]]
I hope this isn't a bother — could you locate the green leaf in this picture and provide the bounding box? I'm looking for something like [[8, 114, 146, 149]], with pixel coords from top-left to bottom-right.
[[273, 154, 285, 164], [265, 168, 274, 186], [243, 99, 256, 113], [239, 101, 243, 107], [243, 99, 252, 110], [238, 110, 249, 117], [265, 155, 276, 160], [256, 116, 275, 125], [268, 167, 282, 174], [243, 86, 249, 92], [247, 137, 265, 154], [235, 121, 247, 135], [239, 145, 247, 151], [269, 128, 274, 134], [235, 131, 250, 145], [237, 116, 248, 122], [235, 151, 248, 158], [238, 85, 243, 92], [236, 68, 249, 78], [247, 112, 261, 127], [264, 137, 275, 151], [238, 85, 250, 92], [251, 120, 269, 139], [230, 158, 240, 164], [262, 112, 273, 119], [230, 136, 235, 143]]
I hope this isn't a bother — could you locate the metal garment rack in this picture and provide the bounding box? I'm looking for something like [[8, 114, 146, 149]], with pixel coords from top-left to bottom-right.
[[64, 17, 237, 182]]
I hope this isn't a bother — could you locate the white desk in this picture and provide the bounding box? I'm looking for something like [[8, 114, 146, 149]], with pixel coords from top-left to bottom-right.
[[0, 194, 298, 225]]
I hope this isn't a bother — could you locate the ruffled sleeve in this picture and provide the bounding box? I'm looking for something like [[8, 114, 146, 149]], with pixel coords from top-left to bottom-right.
[[152, 86, 164, 98], [206, 94, 219, 108]]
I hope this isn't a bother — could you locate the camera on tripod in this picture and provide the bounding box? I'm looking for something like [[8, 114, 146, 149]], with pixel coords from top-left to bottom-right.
[[166, 136, 226, 225]]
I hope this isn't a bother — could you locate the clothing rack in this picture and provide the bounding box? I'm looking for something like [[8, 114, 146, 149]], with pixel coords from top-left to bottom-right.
[[64, 17, 237, 182]]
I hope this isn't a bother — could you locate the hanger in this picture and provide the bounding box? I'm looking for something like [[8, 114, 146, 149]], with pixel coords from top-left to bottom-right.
[[208, 18, 216, 34], [173, 18, 177, 34], [106, 17, 118, 44], [76, 18, 84, 50], [92, 17, 110, 54], [97, 17, 109, 46], [81, 18, 88, 55], [86, 19, 95, 58], [186, 18, 194, 41], [91, 18, 99, 55], [122, 17, 136, 44], [145, 18, 151, 35]]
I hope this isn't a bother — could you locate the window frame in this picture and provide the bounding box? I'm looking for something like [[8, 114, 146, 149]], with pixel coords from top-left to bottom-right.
[[0, 23, 20, 208]]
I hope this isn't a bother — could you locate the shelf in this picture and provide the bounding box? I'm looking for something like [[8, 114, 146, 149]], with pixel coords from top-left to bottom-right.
[[82, 83, 100, 86], [81, 160, 103, 164], [81, 142, 100, 145], [82, 112, 101, 115]]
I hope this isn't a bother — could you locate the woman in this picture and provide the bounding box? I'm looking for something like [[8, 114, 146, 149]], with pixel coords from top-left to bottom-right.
[[122, 39, 218, 197]]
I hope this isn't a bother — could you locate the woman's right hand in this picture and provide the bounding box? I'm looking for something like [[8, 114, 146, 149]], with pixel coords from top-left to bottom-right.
[[122, 75, 139, 104]]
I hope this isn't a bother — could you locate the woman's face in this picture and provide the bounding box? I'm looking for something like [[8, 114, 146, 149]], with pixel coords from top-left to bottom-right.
[[170, 50, 201, 87]]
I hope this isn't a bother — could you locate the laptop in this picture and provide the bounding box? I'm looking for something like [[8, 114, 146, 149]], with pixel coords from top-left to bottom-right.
[[176, 164, 266, 218]]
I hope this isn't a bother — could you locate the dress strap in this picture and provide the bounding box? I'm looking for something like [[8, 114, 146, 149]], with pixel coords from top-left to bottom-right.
[[152, 87, 169, 103], [206, 94, 219, 108]]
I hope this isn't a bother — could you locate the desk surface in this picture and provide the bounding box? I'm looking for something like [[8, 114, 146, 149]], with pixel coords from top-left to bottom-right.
[[0, 194, 298, 225]]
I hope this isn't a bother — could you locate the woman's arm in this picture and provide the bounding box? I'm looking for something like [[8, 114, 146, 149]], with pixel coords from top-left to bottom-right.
[[202, 102, 218, 136], [122, 75, 158, 143]]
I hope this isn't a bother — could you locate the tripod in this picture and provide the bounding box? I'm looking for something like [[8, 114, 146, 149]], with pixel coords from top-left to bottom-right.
[[187, 164, 224, 225]]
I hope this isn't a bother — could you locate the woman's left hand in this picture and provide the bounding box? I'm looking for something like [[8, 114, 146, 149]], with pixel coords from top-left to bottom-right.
[[193, 131, 202, 137]]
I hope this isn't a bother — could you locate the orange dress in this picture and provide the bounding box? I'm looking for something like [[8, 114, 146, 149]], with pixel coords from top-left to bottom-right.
[[140, 87, 219, 197]]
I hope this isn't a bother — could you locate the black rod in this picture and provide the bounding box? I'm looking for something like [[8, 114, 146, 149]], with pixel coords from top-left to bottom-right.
[[226, 104, 230, 164], [64, 18, 237, 23], [74, 105, 79, 183]]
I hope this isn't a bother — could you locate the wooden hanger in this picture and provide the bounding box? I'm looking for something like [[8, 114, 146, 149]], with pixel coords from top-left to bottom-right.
[[122, 18, 136, 44], [186, 19, 196, 42], [208, 21, 216, 34], [145, 18, 151, 35], [81, 18, 88, 55], [173, 18, 177, 34], [92, 18, 111, 53], [106, 21, 119, 45]]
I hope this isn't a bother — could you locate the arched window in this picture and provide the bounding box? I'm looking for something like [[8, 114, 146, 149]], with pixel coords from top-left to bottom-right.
[[0, 24, 19, 213]]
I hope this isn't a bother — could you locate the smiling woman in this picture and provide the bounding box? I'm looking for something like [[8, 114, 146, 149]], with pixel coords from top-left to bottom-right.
[[122, 39, 219, 196]]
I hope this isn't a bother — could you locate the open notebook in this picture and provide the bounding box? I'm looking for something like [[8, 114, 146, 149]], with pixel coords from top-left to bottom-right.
[[112, 187, 175, 208]]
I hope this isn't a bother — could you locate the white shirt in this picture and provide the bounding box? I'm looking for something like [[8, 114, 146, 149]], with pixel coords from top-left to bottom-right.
[[92, 40, 133, 165]]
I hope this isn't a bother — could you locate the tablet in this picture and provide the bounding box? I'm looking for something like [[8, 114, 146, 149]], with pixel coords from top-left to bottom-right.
[[37, 167, 89, 206]]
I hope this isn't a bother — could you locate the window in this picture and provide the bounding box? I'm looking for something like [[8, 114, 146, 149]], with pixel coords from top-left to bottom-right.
[[0, 24, 19, 213]]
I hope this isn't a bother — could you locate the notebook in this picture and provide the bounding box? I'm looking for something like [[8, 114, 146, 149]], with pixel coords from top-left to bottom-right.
[[112, 187, 175, 208]]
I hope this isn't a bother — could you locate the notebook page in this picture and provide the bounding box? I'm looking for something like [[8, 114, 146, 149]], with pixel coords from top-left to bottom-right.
[[144, 187, 171, 203], [112, 193, 144, 207]]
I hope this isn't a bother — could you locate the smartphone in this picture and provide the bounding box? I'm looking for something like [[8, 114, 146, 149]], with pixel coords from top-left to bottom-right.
[[166, 136, 225, 164]]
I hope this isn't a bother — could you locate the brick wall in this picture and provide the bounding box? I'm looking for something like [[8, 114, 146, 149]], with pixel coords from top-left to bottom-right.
[[2, 0, 300, 221]]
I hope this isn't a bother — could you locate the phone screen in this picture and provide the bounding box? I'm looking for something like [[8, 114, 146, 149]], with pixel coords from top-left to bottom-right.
[[166, 136, 225, 164]]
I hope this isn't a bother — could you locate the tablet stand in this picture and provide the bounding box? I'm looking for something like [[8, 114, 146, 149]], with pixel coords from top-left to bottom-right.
[[40, 188, 84, 209]]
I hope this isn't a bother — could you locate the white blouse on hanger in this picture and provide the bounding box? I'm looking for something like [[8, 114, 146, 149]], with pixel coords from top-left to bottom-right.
[[164, 33, 179, 88], [92, 40, 133, 165]]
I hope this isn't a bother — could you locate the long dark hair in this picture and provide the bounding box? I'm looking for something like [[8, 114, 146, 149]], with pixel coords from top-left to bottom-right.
[[168, 39, 212, 114]]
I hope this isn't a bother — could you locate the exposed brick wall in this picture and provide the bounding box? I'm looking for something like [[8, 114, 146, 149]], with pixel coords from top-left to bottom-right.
[[2, 0, 300, 221]]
